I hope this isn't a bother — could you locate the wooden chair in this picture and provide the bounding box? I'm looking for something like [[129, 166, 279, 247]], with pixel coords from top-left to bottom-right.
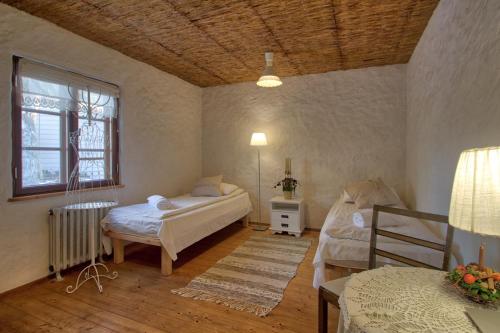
[[318, 276, 349, 333], [368, 205, 454, 270], [318, 205, 454, 333]]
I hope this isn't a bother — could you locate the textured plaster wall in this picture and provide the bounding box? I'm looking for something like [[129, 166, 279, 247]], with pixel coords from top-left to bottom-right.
[[202, 65, 407, 229], [0, 4, 202, 293], [406, 0, 500, 267]]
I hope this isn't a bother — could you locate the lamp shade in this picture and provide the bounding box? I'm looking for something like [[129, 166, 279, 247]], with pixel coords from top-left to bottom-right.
[[449, 146, 500, 236], [256, 75, 282, 88], [250, 132, 268, 146]]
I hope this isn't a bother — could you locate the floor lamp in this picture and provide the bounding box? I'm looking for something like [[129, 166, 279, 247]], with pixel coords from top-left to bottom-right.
[[250, 132, 268, 231]]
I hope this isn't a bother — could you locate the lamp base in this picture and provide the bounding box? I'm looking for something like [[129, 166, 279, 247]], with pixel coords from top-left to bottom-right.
[[252, 225, 268, 231]]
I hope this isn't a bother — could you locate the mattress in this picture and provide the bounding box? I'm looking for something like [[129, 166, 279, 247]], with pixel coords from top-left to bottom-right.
[[312, 196, 449, 288], [101, 190, 252, 260]]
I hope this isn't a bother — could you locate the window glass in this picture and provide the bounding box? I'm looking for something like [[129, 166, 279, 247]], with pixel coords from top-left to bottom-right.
[[22, 111, 61, 148], [22, 150, 61, 187]]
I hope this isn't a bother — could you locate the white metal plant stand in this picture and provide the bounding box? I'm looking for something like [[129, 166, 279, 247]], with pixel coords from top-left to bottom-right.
[[62, 83, 120, 293], [65, 201, 118, 294]]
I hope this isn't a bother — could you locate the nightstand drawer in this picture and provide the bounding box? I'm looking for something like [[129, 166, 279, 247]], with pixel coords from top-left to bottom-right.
[[271, 211, 300, 231]]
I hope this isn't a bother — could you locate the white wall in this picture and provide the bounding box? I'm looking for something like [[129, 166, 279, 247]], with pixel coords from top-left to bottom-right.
[[202, 65, 407, 228], [0, 4, 202, 293], [406, 0, 500, 267]]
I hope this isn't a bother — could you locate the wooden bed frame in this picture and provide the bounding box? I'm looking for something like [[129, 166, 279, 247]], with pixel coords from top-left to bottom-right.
[[105, 214, 250, 275]]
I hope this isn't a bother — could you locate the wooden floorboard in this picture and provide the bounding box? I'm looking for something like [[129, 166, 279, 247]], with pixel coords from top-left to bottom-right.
[[0, 224, 343, 332]]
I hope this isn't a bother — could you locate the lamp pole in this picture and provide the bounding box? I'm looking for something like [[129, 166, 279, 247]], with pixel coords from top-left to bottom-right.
[[257, 148, 261, 224], [249, 132, 268, 230]]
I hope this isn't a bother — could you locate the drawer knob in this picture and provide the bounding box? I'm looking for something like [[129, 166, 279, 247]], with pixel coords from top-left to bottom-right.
[[281, 214, 289, 218], [281, 223, 289, 228]]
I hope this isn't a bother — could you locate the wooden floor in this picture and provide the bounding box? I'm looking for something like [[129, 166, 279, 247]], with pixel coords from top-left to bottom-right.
[[0, 224, 344, 332]]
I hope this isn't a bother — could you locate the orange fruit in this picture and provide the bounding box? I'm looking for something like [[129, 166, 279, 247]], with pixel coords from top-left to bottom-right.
[[463, 274, 476, 284]]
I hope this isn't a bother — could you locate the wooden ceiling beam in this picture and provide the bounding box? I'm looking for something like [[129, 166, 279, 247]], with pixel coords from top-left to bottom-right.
[[330, 1, 345, 70], [391, 0, 417, 64]]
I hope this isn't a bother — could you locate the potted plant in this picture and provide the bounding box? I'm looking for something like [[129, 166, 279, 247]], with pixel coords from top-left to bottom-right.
[[274, 177, 298, 200], [274, 158, 298, 200]]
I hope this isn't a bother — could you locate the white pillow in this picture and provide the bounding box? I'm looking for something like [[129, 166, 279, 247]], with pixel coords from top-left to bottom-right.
[[345, 178, 399, 209], [191, 175, 223, 197], [220, 183, 238, 195], [147, 195, 175, 210], [343, 190, 354, 203]]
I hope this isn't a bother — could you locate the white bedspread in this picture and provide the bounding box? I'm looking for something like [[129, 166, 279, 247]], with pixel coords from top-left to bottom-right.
[[142, 189, 244, 219], [312, 196, 449, 288], [101, 190, 252, 260]]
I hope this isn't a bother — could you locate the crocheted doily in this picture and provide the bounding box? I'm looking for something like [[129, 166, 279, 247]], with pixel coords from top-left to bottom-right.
[[339, 266, 484, 333]]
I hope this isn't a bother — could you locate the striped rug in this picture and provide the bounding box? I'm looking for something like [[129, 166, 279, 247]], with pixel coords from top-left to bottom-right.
[[171, 235, 311, 316]]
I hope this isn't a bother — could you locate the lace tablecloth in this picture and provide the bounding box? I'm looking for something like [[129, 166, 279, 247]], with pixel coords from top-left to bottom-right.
[[338, 266, 484, 333]]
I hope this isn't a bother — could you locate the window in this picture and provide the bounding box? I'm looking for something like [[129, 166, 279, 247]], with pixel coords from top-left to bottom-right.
[[11, 57, 120, 197]]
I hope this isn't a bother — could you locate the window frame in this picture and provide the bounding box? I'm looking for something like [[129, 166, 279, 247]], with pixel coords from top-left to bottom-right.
[[11, 56, 120, 197]]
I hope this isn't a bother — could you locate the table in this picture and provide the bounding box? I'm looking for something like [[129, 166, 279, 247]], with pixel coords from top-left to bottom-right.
[[337, 266, 485, 333]]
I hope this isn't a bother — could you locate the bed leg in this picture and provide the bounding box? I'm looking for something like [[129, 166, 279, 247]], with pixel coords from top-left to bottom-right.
[[161, 246, 173, 276], [241, 214, 250, 227], [112, 238, 124, 264]]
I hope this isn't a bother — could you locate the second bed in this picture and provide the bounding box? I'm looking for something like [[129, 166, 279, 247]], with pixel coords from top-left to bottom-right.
[[313, 195, 452, 288]]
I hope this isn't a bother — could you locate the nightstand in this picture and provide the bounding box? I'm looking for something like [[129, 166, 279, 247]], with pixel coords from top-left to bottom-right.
[[270, 196, 305, 237]]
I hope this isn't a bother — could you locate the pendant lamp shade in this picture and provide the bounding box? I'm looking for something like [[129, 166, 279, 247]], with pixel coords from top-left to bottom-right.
[[449, 146, 500, 237], [257, 52, 282, 88]]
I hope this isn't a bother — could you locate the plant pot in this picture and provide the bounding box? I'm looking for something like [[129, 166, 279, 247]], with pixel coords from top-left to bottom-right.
[[283, 191, 293, 200]]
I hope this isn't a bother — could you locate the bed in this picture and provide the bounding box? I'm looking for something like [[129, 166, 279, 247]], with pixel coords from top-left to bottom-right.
[[312, 195, 450, 288], [101, 188, 252, 275]]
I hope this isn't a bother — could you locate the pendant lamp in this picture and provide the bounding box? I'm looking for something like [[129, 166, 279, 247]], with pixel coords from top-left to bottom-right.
[[257, 52, 282, 88]]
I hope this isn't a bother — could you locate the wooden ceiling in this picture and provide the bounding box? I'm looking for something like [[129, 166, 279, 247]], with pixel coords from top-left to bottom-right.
[[2, 0, 439, 87]]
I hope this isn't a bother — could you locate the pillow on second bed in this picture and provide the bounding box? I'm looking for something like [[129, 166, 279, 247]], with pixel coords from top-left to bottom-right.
[[345, 178, 399, 209], [342, 190, 354, 203], [191, 175, 223, 197]]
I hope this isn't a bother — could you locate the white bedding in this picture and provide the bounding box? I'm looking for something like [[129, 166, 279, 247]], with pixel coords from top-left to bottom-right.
[[312, 196, 449, 288], [101, 189, 252, 260]]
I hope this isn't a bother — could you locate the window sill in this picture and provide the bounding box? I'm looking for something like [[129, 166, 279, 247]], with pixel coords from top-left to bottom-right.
[[8, 184, 125, 202]]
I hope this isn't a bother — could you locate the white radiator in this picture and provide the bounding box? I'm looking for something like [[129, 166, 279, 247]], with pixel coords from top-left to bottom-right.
[[49, 206, 111, 280]]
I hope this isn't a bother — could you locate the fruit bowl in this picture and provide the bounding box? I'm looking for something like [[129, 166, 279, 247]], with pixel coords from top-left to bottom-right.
[[448, 263, 500, 304]]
